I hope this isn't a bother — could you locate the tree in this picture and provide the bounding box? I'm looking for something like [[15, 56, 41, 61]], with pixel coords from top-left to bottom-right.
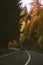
[[17, 0, 43, 50], [22, 0, 42, 49], [37, 9, 43, 50], [19, 5, 31, 47], [0, 0, 20, 49], [27, 0, 43, 50]]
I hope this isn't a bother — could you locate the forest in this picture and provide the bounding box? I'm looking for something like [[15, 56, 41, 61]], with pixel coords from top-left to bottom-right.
[[0, 0, 43, 53]]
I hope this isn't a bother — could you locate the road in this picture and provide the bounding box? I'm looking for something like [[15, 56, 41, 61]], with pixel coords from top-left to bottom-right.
[[0, 48, 43, 65]]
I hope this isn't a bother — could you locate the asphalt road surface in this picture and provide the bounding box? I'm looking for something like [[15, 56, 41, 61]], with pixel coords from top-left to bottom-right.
[[0, 48, 43, 65]]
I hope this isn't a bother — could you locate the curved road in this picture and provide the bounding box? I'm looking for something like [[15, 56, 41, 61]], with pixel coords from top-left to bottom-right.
[[0, 48, 43, 65]]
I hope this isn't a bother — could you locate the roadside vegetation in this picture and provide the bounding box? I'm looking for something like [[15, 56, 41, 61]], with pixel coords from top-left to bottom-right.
[[0, 0, 43, 54], [16, 0, 43, 53]]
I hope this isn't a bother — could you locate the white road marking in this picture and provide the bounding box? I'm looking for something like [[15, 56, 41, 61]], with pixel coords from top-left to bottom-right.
[[0, 48, 20, 58], [0, 48, 31, 65], [0, 49, 9, 51], [9, 47, 20, 51], [25, 51, 31, 65], [0, 51, 17, 58]]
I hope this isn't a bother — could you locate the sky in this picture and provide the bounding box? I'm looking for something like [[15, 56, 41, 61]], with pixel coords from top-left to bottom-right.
[[19, 0, 43, 13]]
